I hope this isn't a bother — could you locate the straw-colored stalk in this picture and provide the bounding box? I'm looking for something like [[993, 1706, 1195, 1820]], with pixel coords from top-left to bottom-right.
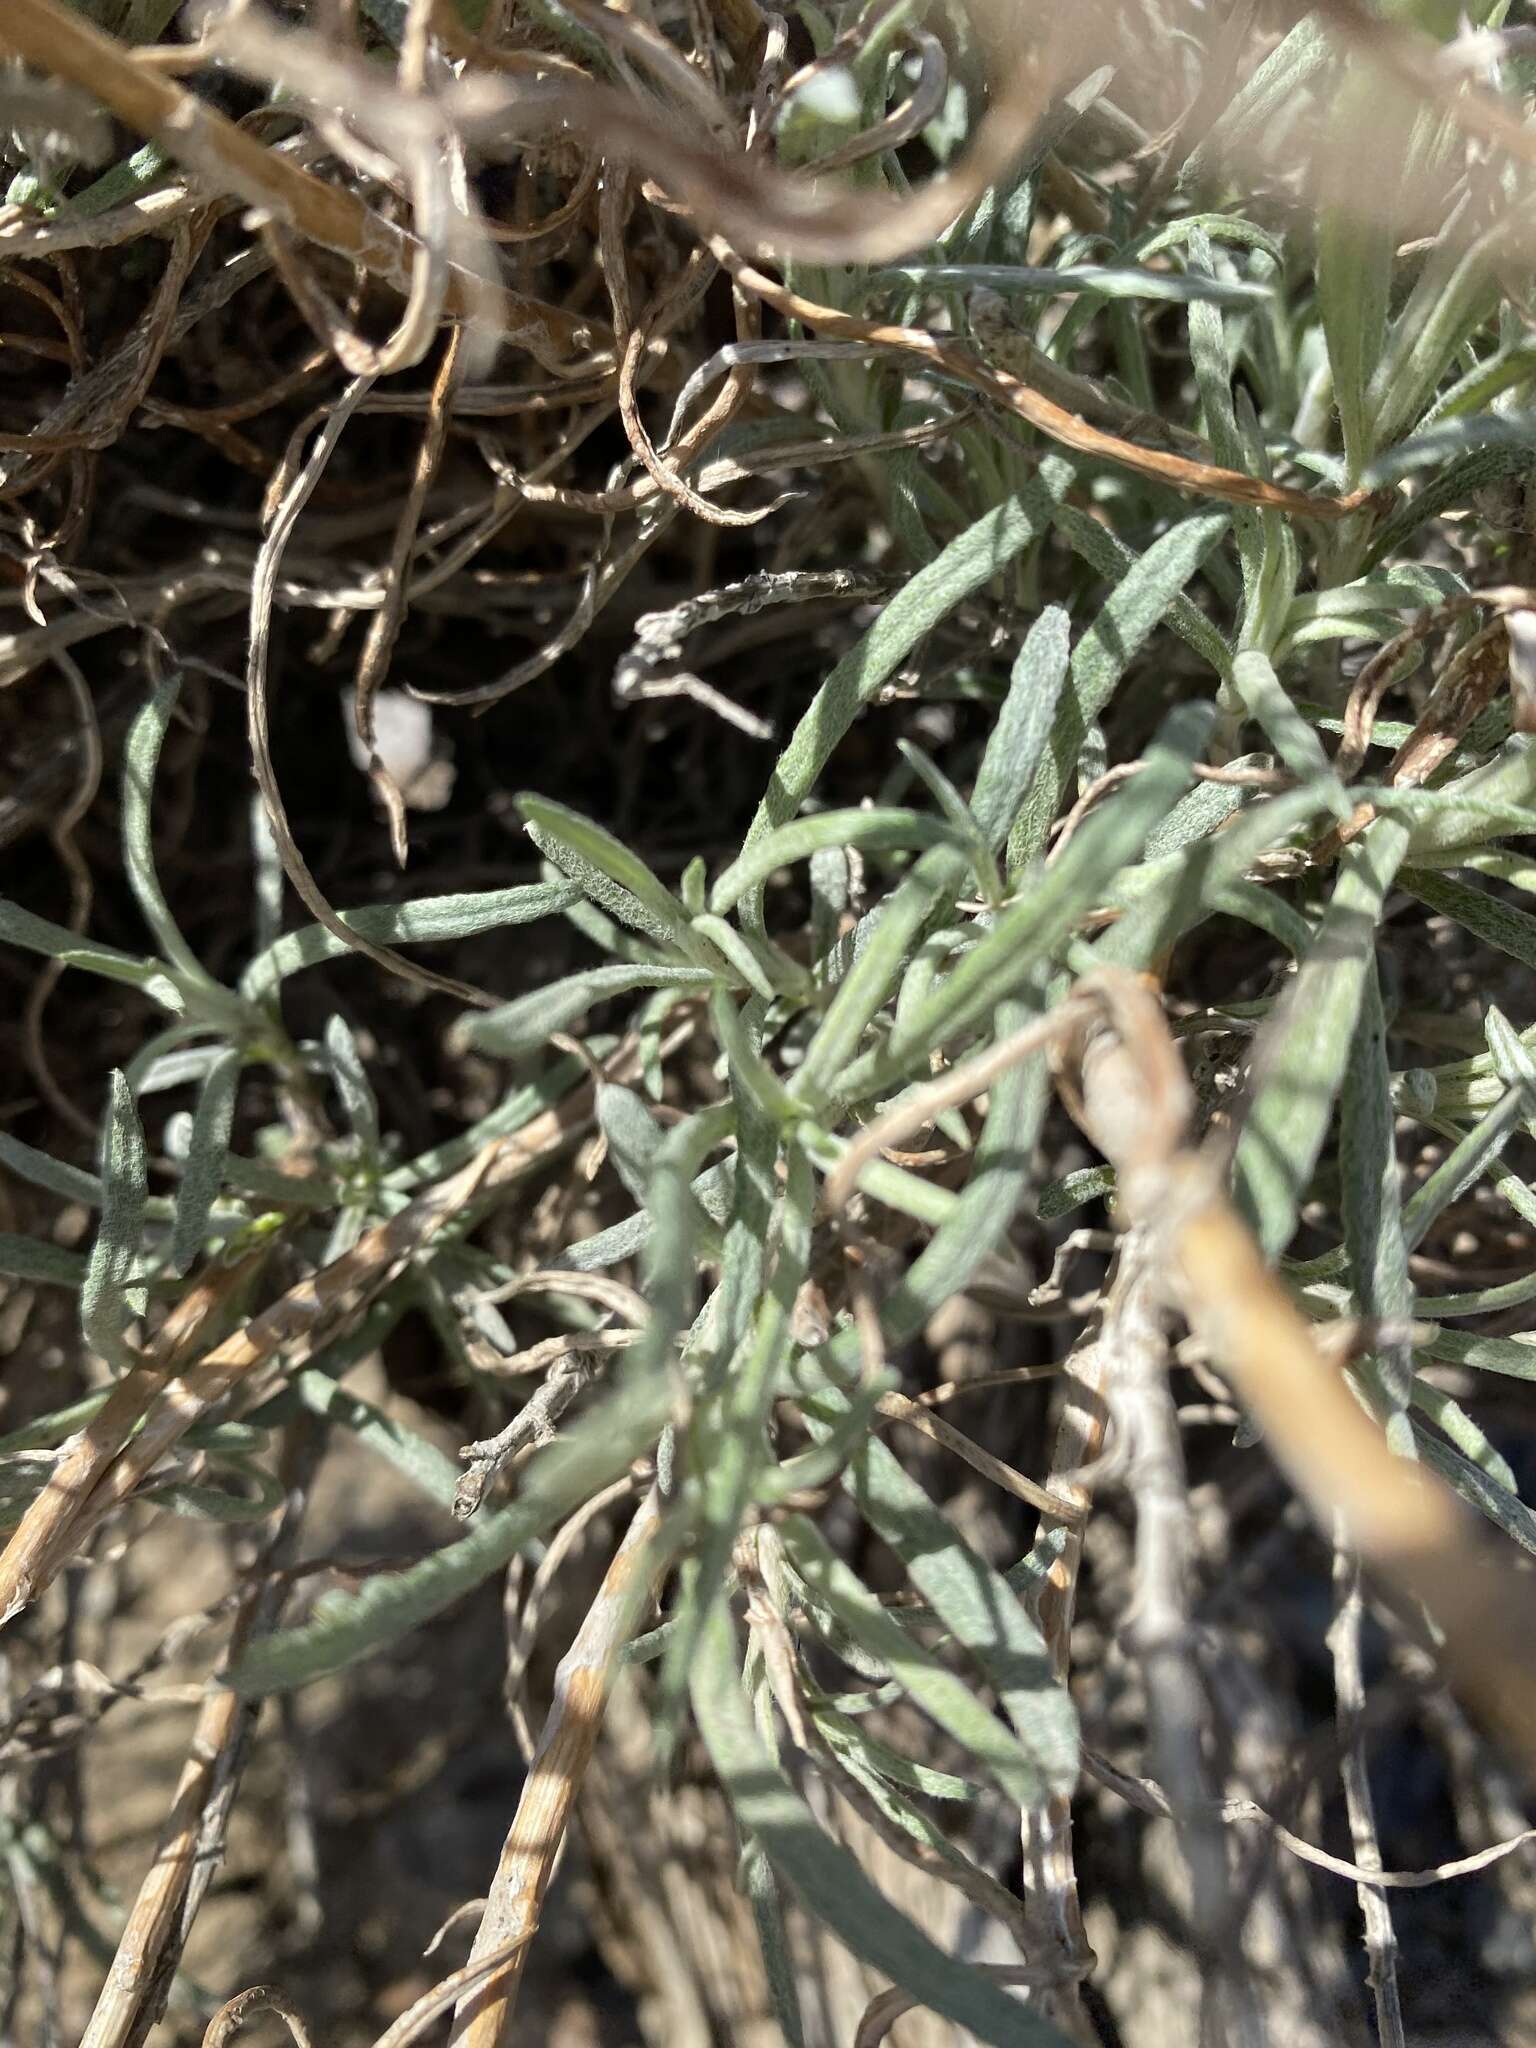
[[1061, 969, 1536, 1782], [449, 1486, 667, 2047]]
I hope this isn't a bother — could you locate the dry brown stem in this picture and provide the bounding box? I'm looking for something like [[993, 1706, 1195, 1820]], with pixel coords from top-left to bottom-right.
[[0, 0, 598, 370], [1059, 968, 1536, 1782], [79, 1431, 318, 2048], [0, 1248, 269, 1626], [710, 239, 1377, 518], [448, 1485, 667, 2047], [0, 1047, 635, 1625], [1318, 619, 1512, 858], [201, 1984, 316, 2047]]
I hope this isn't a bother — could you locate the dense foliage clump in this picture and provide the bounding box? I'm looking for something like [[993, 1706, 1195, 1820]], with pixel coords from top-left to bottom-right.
[[4, 4, 1536, 2044]]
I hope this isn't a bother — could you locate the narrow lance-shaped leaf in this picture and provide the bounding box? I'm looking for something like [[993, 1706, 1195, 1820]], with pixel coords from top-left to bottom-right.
[[742, 1847, 807, 2048], [121, 661, 215, 988], [520, 795, 715, 965], [1411, 1382, 1519, 1496], [737, 461, 1076, 927], [1316, 86, 1393, 484], [1178, 13, 1333, 191], [687, 916, 797, 1002], [170, 1047, 241, 1276], [82, 1072, 148, 1371], [0, 1132, 104, 1209], [625, 1104, 738, 1384], [1011, 513, 1229, 864], [455, 965, 715, 1059], [688, 1597, 1072, 2048], [1399, 868, 1536, 974], [319, 1014, 380, 1154], [597, 1082, 667, 1208], [0, 1237, 88, 1287], [0, 899, 183, 1012], [1365, 443, 1536, 568], [1339, 963, 1415, 1455], [969, 604, 1071, 850], [792, 844, 972, 1109], [291, 1368, 463, 1511], [1050, 498, 1234, 680], [240, 882, 579, 1004], [1230, 650, 1347, 803], [1234, 816, 1411, 1257], [1142, 771, 1251, 860], [894, 740, 987, 850]]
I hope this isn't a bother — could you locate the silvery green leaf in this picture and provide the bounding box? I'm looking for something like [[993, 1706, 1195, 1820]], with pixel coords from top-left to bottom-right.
[[1230, 650, 1346, 802], [969, 606, 1071, 850], [0, 899, 183, 1013], [1234, 818, 1410, 1257], [1011, 515, 1229, 862], [0, 1235, 88, 1287], [520, 796, 714, 965], [170, 1047, 242, 1275], [456, 965, 715, 1058], [81, 1073, 147, 1370], [319, 1015, 379, 1153], [121, 662, 212, 986], [736, 465, 1074, 928], [241, 883, 578, 1004]]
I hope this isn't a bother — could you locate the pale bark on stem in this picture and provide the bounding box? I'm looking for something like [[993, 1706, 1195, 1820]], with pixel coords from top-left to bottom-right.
[[1104, 1231, 1263, 2048], [1328, 1536, 1406, 2048], [449, 1485, 667, 2047], [1061, 967, 1536, 1784]]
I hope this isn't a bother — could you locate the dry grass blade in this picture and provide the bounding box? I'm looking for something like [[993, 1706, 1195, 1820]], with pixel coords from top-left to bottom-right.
[[0, 1248, 269, 1627], [0, 1150, 492, 1626], [367, 1938, 532, 2048], [0, 0, 599, 371], [871, 1390, 1069, 1519], [448, 1485, 666, 2047], [1084, 1750, 1536, 1889], [1317, 619, 1511, 857], [79, 1437, 316, 2048]]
